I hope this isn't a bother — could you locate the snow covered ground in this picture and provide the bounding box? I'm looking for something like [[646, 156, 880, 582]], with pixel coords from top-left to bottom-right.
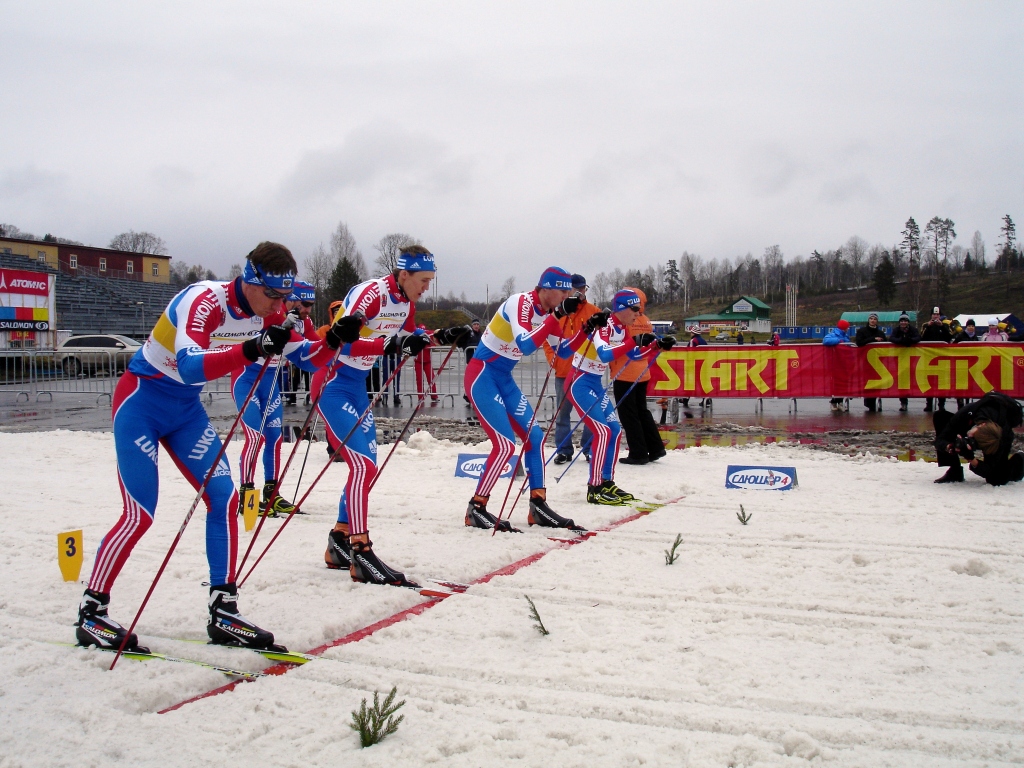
[[1, 429, 1022, 767]]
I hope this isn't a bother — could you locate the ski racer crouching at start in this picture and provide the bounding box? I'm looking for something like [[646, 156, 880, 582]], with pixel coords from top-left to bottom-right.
[[567, 289, 673, 505], [76, 242, 342, 654], [321, 246, 468, 587], [464, 266, 592, 532], [933, 391, 1024, 485]]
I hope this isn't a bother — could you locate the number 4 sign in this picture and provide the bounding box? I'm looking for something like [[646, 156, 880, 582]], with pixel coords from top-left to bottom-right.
[[58, 530, 83, 582]]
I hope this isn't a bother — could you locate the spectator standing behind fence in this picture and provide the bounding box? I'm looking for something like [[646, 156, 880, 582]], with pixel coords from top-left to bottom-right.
[[414, 323, 439, 404], [680, 328, 708, 408], [822, 319, 854, 412], [920, 306, 952, 412], [952, 318, 980, 409], [544, 273, 597, 465], [458, 319, 482, 365], [855, 313, 887, 412], [888, 312, 920, 411], [608, 287, 667, 465], [981, 318, 1009, 342], [736, 330, 744, 345], [284, 281, 318, 406]]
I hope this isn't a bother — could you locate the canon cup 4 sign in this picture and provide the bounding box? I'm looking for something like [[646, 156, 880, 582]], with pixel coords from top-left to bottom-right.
[[455, 453, 521, 480], [725, 465, 798, 491]]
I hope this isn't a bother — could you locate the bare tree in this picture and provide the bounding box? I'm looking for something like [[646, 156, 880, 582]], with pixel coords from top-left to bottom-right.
[[109, 230, 168, 255], [228, 263, 242, 279], [971, 230, 986, 269], [373, 233, 420, 276], [304, 243, 335, 325], [590, 271, 612, 307], [500, 276, 516, 300], [330, 221, 366, 280]]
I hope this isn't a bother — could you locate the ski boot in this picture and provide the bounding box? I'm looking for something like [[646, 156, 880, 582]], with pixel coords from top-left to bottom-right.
[[604, 481, 637, 502], [261, 481, 299, 517], [528, 491, 585, 531], [325, 528, 352, 570], [349, 535, 421, 588], [587, 482, 631, 506], [465, 496, 521, 533], [207, 583, 287, 651], [76, 589, 149, 653]]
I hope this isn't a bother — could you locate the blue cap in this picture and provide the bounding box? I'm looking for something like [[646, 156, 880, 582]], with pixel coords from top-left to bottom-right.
[[396, 250, 436, 272], [571, 273, 587, 290], [538, 266, 573, 290], [612, 289, 641, 312], [288, 280, 315, 302], [242, 259, 295, 294]]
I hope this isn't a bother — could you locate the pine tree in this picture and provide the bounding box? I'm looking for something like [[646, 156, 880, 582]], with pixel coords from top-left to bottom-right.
[[873, 251, 897, 306], [327, 256, 362, 306], [665, 259, 681, 302]]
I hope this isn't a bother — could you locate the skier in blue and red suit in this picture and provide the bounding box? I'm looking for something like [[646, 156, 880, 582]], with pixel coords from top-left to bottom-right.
[[75, 242, 358, 654], [463, 266, 593, 532], [320, 245, 468, 587], [566, 288, 673, 505], [231, 279, 319, 518]]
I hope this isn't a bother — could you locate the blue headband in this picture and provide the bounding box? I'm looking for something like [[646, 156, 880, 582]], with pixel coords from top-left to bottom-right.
[[242, 260, 295, 294], [538, 266, 573, 290], [396, 251, 436, 272], [612, 289, 641, 311], [288, 280, 315, 302]]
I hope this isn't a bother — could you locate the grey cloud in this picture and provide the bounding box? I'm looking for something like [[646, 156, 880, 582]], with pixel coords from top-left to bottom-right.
[[744, 146, 803, 197], [278, 125, 474, 203], [0, 165, 66, 198], [149, 165, 196, 191], [819, 175, 875, 204], [571, 148, 710, 200]]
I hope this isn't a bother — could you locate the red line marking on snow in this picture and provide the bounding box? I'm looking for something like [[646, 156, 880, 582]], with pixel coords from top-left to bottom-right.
[[158, 497, 684, 714]]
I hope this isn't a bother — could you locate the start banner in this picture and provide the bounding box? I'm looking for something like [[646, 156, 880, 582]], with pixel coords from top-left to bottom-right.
[[648, 343, 1024, 399]]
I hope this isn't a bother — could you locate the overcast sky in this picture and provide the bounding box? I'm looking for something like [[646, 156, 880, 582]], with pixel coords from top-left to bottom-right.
[[2, 1, 1021, 298]]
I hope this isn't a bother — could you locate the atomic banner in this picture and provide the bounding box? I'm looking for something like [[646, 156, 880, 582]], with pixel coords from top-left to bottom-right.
[[648, 343, 1024, 399]]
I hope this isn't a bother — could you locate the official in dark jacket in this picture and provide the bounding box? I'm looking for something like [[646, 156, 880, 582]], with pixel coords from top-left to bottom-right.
[[855, 313, 887, 411], [933, 391, 1024, 485], [888, 313, 920, 411]]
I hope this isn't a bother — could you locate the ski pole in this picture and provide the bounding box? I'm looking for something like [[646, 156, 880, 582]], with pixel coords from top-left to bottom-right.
[[238, 352, 413, 586], [554, 352, 660, 483], [371, 332, 467, 489], [498, 333, 594, 527], [109, 352, 278, 671]]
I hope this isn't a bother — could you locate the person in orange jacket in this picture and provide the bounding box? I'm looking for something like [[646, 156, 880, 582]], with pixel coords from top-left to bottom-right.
[[543, 273, 599, 464], [608, 287, 668, 464]]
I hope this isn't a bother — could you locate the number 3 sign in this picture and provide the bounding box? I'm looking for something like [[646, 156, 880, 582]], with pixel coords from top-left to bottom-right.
[[58, 530, 83, 582]]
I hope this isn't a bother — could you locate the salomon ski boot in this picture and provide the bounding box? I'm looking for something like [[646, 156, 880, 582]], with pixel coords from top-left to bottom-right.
[[325, 529, 352, 570], [465, 496, 521, 533], [587, 482, 630, 506], [528, 492, 585, 531], [207, 583, 287, 651], [349, 536, 421, 588], [261, 481, 299, 517], [237, 483, 255, 516], [76, 589, 149, 653]]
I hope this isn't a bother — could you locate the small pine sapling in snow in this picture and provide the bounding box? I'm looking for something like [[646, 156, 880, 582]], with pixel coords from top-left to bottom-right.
[[524, 594, 549, 636], [664, 533, 683, 565], [350, 686, 406, 748], [737, 504, 752, 525]]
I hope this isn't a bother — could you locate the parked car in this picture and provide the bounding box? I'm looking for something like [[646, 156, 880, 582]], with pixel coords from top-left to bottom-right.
[[713, 331, 731, 341], [57, 335, 142, 375]]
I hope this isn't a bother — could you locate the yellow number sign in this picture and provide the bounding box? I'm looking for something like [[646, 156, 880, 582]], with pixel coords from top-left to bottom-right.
[[241, 487, 259, 532], [58, 530, 83, 582]]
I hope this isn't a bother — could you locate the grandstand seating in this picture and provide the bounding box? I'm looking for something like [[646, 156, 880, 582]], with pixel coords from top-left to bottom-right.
[[1, 252, 181, 338]]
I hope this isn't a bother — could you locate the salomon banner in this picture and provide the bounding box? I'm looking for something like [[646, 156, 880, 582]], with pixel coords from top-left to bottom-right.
[[649, 343, 1024, 399]]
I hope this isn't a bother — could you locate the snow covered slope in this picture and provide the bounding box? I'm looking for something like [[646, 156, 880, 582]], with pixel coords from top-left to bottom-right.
[[1, 430, 1021, 766]]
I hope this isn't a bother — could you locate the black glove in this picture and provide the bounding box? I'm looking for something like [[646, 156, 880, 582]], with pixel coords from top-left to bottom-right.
[[584, 311, 610, 333], [325, 315, 364, 349], [242, 324, 292, 361], [632, 333, 657, 347], [955, 435, 976, 460], [384, 332, 431, 357], [553, 296, 581, 319], [433, 325, 471, 345], [657, 335, 676, 350]]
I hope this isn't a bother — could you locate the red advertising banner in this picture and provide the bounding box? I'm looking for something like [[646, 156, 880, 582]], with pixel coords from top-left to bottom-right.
[[0, 268, 50, 297], [648, 343, 1024, 399]]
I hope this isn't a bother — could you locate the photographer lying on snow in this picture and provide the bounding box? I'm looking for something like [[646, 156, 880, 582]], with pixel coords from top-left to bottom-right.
[[933, 391, 1024, 485]]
